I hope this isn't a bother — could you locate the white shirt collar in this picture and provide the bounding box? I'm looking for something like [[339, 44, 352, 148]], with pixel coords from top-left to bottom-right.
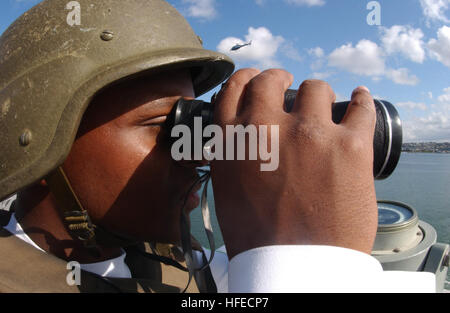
[[4, 213, 132, 279]]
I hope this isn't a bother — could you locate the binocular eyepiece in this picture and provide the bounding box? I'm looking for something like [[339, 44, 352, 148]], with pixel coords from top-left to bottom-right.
[[166, 89, 403, 180]]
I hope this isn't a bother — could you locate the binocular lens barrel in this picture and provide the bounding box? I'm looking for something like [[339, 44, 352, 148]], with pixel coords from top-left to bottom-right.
[[167, 89, 403, 180]]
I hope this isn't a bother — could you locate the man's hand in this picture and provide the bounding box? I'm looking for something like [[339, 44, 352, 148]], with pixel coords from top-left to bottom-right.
[[211, 68, 378, 260]]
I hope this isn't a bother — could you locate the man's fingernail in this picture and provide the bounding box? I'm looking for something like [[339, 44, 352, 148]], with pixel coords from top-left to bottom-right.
[[352, 86, 370, 98], [354, 86, 370, 93]]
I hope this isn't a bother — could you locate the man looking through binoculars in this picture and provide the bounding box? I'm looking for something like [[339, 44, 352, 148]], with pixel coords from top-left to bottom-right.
[[0, 0, 435, 293]]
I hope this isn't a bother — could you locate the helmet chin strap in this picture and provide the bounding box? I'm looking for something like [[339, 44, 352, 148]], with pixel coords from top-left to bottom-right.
[[45, 167, 137, 256], [179, 168, 216, 293], [46, 165, 217, 292]]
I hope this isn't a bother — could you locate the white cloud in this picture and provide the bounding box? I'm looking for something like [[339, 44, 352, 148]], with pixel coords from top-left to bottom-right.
[[385, 68, 420, 86], [404, 112, 450, 142], [310, 72, 333, 80], [308, 47, 325, 70], [420, 0, 450, 24], [285, 0, 325, 6], [396, 101, 428, 110], [308, 47, 325, 58], [403, 87, 450, 142], [217, 27, 285, 69], [253, 0, 328, 7], [327, 39, 421, 86], [182, 0, 217, 20], [281, 41, 303, 62], [428, 26, 450, 68], [328, 40, 385, 77], [380, 25, 426, 63], [438, 87, 450, 104]]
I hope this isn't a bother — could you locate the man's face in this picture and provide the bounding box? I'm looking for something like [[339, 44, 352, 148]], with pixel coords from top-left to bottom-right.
[[62, 69, 202, 244]]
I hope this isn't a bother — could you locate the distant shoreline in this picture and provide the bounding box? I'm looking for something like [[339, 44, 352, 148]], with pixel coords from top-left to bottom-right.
[[402, 142, 450, 154], [402, 151, 450, 154]]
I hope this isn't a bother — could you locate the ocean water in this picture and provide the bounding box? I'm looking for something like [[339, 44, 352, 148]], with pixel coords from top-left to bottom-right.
[[191, 152, 450, 247], [190, 153, 450, 283], [374, 153, 450, 245]]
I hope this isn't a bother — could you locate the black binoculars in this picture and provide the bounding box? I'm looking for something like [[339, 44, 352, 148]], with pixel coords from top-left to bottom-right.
[[166, 89, 403, 180]]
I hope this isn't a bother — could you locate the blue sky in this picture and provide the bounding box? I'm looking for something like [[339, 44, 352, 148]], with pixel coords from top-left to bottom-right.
[[1, 0, 450, 142]]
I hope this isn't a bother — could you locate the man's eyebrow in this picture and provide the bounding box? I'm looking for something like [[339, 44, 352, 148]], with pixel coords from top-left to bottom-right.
[[137, 96, 180, 114]]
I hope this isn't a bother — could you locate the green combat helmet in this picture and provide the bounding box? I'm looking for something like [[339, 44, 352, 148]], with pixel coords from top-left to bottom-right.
[[0, 0, 234, 201]]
